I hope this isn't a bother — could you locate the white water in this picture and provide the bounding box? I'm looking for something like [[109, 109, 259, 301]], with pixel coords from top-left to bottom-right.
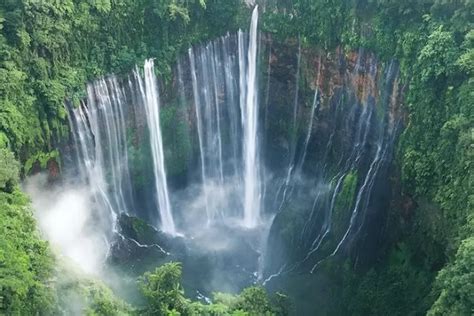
[[297, 57, 322, 171], [75, 99, 116, 226], [68, 67, 179, 236], [189, 48, 211, 222], [68, 77, 140, 231], [139, 60, 177, 235], [238, 30, 248, 132], [209, 43, 225, 183], [242, 6, 261, 227], [185, 7, 261, 227], [222, 33, 242, 175], [330, 143, 383, 256], [26, 176, 109, 275]]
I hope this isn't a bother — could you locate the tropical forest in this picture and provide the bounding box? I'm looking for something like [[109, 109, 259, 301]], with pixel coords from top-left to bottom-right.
[[0, 0, 472, 315]]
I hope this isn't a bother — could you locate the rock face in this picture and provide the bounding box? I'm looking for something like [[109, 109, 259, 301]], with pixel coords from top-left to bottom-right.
[[46, 159, 61, 182], [256, 37, 403, 279], [27, 157, 61, 185], [108, 214, 181, 275]]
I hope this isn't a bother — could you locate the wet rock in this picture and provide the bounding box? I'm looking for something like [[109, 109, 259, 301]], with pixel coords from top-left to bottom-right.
[[108, 214, 185, 274], [108, 214, 260, 295]]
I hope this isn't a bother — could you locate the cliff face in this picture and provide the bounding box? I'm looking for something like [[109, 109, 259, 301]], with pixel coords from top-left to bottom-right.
[[256, 36, 404, 275]]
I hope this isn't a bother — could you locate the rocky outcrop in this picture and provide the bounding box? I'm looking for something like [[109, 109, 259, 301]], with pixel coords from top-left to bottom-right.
[[109, 214, 261, 296]]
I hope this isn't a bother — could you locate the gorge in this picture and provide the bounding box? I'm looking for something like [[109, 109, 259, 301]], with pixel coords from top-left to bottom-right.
[[61, 5, 405, 309], [0, 1, 472, 315]]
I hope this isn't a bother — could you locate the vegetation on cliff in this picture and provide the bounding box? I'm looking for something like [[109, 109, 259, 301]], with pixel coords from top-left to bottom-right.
[[260, 0, 472, 314], [0, 148, 55, 314], [0, 2, 284, 315], [0, 0, 244, 161], [0, 147, 286, 314], [0, 0, 472, 315], [138, 262, 288, 315]]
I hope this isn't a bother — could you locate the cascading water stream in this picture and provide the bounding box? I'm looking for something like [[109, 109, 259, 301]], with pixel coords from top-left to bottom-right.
[[189, 48, 212, 222], [261, 50, 403, 283], [69, 65, 178, 236], [297, 56, 322, 172], [139, 60, 177, 235], [222, 33, 242, 176], [242, 5, 261, 227], [68, 77, 141, 233], [238, 30, 248, 136], [185, 6, 261, 226]]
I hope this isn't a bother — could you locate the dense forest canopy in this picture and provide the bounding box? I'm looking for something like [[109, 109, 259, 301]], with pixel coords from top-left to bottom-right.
[[0, 0, 472, 315]]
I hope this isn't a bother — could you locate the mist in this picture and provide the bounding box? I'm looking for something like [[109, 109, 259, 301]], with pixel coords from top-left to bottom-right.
[[24, 174, 110, 276]]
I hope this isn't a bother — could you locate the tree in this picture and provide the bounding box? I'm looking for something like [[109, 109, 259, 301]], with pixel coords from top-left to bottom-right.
[[137, 262, 288, 315], [0, 189, 55, 314], [138, 262, 192, 315], [0, 148, 19, 192], [428, 236, 474, 316]]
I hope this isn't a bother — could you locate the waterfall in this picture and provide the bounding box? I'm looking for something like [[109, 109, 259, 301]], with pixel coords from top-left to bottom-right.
[[242, 5, 261, 227], [222, 34, 243, 176], [189, 48, 211, 221], [62, 9, 404, 293], [260, 48, 403, 282], [68, 61, 177, 235], [69, 101, 116, 226], [188, 34, 243, 222], [297, 56, 322, 172], [238, 30, 248, 136], [183, 6, 261, 226], [67, 77, 137, 232], [138, 60, 177, 235]]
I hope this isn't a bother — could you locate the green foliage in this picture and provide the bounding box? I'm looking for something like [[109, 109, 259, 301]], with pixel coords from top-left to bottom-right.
[[342, 243, 434, 315], [231, 287, 273, 315], [138, 262, 288, 315], [24, 149, 60, 174], [332, 170, 358, 240], [428, 236, 474, 316], [0, 0, 244, 162], [262, 1, 472, 315], [0, 188, 55, 314], [418, 27, 457, 82], [53, 268, 134, 316], [138, 262, 192, 315], [0, 148, 20, 192], [0, 148, 132, 315], [399, 10, 472, 256]]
